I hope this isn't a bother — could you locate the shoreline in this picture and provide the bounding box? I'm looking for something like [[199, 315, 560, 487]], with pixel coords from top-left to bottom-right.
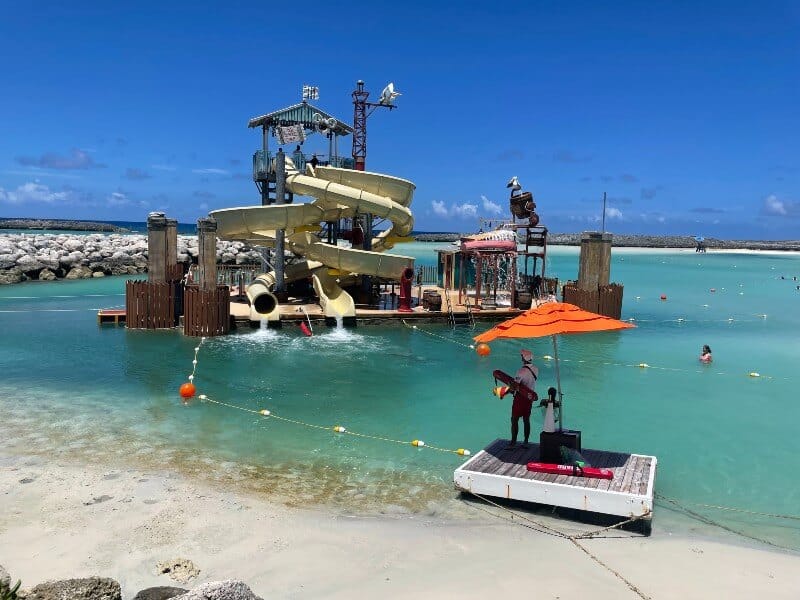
[[2, 451, 798, 599]]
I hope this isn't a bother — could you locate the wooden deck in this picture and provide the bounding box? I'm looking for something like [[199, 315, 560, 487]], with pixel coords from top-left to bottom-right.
[[454, 438, 656, 520], [97, 308, 126, 325]]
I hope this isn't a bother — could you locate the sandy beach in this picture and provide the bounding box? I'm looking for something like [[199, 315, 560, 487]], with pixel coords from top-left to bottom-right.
[[2, 452, 798, 600]]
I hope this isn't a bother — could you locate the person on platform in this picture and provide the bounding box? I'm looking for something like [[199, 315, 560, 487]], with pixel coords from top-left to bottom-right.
[[309, 153, 319, 168], [506, 349, 539, 449], [699, 344, 713, 363]]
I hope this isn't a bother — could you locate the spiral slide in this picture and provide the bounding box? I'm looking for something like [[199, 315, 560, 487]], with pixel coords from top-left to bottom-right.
[[210, 162, 416, 322]]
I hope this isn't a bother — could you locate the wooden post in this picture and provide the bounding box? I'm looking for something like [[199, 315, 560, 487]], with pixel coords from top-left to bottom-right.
[[166, 218, 178, 267], [147, 212, 167, 282], [197, 217, 218, 292], [577, 231, 612, 291]]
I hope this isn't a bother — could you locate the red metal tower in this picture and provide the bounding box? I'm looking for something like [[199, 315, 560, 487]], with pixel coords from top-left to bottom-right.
[[351, 80, 397, 172], [351, 80, 369, 171]]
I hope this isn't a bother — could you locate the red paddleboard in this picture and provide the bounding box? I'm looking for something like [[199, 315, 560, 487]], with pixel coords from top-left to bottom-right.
[[300, 322, 313, 337], [526, 462, 614, 480], [492, 369, 537, 403]]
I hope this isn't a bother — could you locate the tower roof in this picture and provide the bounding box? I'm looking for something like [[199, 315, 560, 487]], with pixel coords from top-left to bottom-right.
[[248, 101, 353, 136]]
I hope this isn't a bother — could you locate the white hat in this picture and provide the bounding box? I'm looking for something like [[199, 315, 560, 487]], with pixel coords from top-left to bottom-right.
[[520, 349, 533, 362]]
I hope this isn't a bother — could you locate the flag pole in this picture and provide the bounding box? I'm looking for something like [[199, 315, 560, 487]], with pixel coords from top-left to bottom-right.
[[551, 334, 563, 431]]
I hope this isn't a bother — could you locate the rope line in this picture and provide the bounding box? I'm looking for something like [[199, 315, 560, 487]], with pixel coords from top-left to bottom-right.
[[404, 322, 780, 380], [463, 489, 651, 599], [655, 494, 800, 521], [401, 319, 474, 349], [655, 495, 798, 552], [199, 394, 470, 456]]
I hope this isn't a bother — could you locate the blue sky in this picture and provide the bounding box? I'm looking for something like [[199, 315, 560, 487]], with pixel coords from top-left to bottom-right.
[[1, 2, 798, 239]]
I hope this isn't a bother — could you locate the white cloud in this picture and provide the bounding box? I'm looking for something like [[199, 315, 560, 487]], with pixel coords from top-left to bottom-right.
[[762, 194, 787, 216], [432, 200, 448, 216], [481, 195, 502, 216], [107, 191, 129, 206], [605, 207, 623, 220], [198, 202, 209, 211], [152, 164, 177, 171], [452, 202, 478, 218], [431, 198, 483, 219], [192, 168, 229, 175], [0, 181, 71, 204]]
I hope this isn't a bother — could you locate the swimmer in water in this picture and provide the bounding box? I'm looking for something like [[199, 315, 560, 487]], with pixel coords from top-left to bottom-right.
[[699, 344, 712, 363]]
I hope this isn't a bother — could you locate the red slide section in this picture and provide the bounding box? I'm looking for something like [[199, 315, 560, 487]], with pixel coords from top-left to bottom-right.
[[398, 267, 414, 313], [526, 462, 614, 480]]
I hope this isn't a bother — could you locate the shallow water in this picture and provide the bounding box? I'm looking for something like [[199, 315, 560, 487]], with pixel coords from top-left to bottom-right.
[[1, 243, 799, 548]]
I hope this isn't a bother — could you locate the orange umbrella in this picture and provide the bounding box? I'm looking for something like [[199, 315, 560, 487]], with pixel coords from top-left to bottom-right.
[[474, 302, 635, 429]]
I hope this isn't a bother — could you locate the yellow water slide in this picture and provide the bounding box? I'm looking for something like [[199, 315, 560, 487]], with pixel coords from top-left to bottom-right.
[[210, 162, 415, 322]]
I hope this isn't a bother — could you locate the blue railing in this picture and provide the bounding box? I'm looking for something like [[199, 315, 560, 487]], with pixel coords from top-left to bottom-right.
[[253, 150, 355, 180]]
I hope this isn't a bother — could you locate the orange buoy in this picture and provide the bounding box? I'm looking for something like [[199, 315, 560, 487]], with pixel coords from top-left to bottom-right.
[[660, 294, 667, 301], [476, 343, 491, 356], [179, 382, 196, 399]]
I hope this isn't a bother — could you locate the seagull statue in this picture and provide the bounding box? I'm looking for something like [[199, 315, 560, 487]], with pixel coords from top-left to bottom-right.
[[379, 82, 401, 106], [507, 176, 522, 195]]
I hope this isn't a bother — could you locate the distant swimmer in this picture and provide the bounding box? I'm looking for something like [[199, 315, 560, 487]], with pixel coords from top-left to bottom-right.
[[699, 344, 712, 364]]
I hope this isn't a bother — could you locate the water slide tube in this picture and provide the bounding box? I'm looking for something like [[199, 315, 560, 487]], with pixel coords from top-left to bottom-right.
[[210, 162, 416, 321]]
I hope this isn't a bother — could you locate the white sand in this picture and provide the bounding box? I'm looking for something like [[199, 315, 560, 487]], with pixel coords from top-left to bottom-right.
[[2, 453, 798, 600]]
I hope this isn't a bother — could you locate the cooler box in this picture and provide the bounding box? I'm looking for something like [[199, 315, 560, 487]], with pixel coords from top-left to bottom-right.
[[539, 429, 582, 463]]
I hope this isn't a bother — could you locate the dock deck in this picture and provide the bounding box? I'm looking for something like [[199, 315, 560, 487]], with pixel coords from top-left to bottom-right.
[[454, 438, 656, 521]]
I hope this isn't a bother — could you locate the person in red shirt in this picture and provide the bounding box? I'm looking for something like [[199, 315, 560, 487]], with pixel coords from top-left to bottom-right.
[[507, 349, 538, 449]]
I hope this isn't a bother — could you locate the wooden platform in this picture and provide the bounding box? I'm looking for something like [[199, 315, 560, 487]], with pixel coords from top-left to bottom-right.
[[97, 309, 126, 325], [454, 438, 656, 520]]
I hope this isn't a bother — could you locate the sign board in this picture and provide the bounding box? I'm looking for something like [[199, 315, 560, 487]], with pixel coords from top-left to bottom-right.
[[275, 124, 306, 145]]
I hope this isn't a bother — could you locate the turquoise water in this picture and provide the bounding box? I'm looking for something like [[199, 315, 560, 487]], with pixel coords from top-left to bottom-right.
[[1, 243, 799, 548]]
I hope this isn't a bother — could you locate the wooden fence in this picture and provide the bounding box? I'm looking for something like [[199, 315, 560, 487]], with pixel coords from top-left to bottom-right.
[[562, 282, 624, 318], [183, 285, 231, 337], [126, 280, 177, 329]]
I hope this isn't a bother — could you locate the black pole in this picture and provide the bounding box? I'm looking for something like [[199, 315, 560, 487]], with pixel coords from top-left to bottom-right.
[[601, 191, 607, 234]]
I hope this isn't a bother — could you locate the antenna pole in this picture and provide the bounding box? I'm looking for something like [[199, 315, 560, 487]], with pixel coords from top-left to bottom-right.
[[601, 191, 607, 233]]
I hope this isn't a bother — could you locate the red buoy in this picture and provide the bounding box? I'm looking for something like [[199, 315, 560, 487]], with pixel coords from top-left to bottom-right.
[[179, 382, 196, 399]]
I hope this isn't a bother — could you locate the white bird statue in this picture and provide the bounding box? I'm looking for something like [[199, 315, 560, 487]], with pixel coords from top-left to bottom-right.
[[507, 176, 522, 194], [379, 82, 401, 106]]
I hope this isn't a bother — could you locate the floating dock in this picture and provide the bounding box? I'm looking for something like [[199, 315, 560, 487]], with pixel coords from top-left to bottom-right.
[[454, 438, 656, 527], [97, 308, 126, 325]]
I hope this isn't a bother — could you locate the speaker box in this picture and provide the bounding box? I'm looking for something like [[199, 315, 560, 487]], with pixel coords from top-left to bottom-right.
[[539, 429, 582, 463]]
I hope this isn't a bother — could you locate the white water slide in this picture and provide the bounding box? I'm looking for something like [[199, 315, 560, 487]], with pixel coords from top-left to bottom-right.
[[210, 161, 415, 322]]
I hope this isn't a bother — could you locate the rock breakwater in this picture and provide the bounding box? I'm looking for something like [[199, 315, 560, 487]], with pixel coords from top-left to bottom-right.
[[0, 218, 127, 232], [0, 233, 264, 285]]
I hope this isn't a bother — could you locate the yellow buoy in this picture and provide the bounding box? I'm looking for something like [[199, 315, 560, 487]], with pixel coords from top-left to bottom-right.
[[411, 440, 425, 447], [749, 372, 761, 378], [638, 363, 650, 368], [457, 448, 471, 456], [259, 409, 271, 416], [333, 425, 346, 433]]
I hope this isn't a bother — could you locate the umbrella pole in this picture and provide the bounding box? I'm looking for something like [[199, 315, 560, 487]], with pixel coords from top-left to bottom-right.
[[552, 335, 563, 430]]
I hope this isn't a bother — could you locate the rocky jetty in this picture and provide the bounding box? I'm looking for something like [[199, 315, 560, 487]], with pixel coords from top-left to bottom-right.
[[414, 231, 800, 251], [0, 233, 264, 285], [0, 218, 127, 232]]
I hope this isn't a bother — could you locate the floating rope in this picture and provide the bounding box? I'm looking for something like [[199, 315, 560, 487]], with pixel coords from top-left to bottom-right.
[[404, 321, 779, 381], [401, 319, 475, 349], [198, 394, 471, 456]]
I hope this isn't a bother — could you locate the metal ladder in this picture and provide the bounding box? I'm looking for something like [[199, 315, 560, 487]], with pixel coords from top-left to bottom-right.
[[445, 286, 475, 329]]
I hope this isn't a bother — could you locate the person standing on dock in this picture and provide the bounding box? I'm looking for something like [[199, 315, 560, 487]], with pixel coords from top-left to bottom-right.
[[508, 349, 538, 449]]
